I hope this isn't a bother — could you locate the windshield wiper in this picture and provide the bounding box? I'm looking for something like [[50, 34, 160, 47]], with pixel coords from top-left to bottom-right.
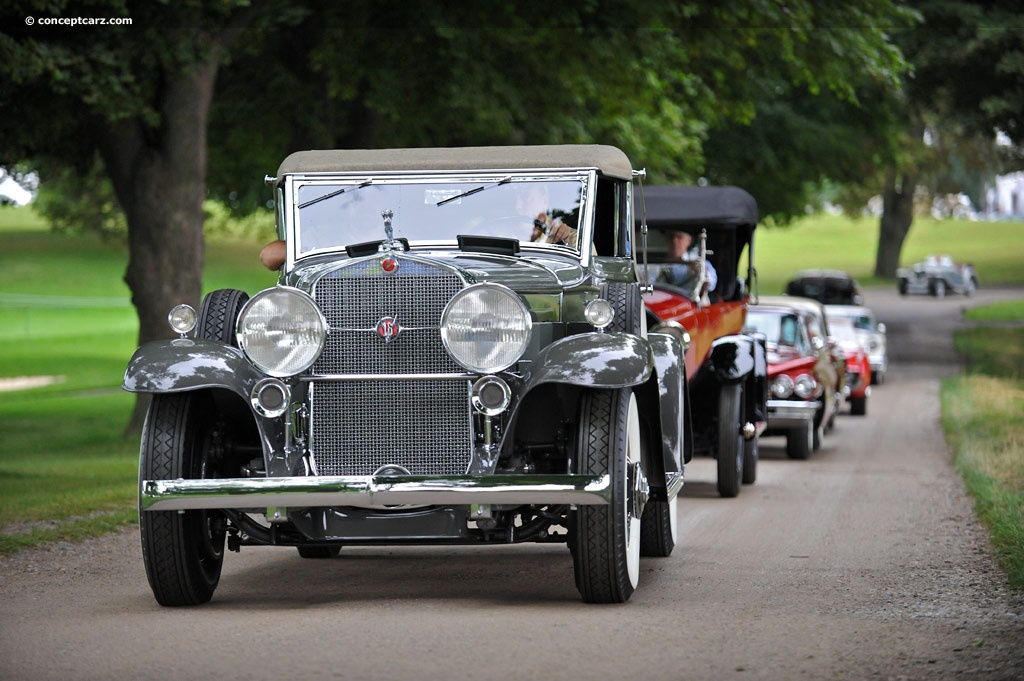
[[436, 176, 512, 206], [298, 179, 373, 209]]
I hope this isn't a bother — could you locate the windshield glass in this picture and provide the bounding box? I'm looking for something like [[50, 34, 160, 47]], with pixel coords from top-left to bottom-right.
[[746, 310, 806, 352], [292, 176, 586, 256]]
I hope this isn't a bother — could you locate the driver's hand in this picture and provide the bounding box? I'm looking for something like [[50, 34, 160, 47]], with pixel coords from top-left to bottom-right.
[[531, 214, 573, 244], [545, 220, 573, 244]]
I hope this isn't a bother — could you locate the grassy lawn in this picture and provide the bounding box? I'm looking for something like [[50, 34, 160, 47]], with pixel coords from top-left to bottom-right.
[[1, 203, 1022, 560], [947, 291, 1024, 589]]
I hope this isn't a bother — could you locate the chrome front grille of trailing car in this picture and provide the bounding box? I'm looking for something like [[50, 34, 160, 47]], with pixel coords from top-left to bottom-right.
[[308, 257, 473, 476]]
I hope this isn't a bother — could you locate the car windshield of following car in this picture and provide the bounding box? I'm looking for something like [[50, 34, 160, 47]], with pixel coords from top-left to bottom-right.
[[745, 308, 809, 357]]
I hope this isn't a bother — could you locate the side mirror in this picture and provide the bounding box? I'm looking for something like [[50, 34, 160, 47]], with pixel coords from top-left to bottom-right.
[[877, 322, 887, 334]]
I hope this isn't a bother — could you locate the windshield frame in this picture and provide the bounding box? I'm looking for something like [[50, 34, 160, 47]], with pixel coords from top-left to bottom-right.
[[279, 170, 596, 267]]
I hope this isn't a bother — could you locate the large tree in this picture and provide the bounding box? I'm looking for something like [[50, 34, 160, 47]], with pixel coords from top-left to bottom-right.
[[871, 0, 1024, 277], [0, 0, 287, 429]]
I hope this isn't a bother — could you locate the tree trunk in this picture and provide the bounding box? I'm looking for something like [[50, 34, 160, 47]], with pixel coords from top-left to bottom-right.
[[874, 168, 917, 278], [98, 61, 219, 436]]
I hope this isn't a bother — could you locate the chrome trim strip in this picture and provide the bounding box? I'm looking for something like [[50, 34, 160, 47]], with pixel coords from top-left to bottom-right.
[[300, 373, 475, 382], [140, 474, 612, 511]]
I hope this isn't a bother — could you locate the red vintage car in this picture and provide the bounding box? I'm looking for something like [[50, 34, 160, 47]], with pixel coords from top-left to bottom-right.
[[824, 315, 871, 416], [639, 185, 767, 497], [744, 297, 842, 459]]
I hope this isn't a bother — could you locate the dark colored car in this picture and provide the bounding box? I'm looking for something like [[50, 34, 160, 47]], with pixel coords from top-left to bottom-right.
[[639, 185, 767, 497], [124, 145, 688, 605], [745, 297, 842, 459], [785, 269, 864, 306], [897, 255, 978, 298]]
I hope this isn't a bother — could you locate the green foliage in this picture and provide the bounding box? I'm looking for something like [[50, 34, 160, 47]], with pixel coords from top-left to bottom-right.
[[964, 299, 1024, 322], [944, 297, 1024, 589], [202, 200, 275, 242], [32, 155, 127, 239], [703, 81, 905, 223], [0, 208, 274, 553], [904, 0, 1024, 145], [943, 372, 1024, 590], [205, 1, 917, 210], [955, 328, 1024, 380]]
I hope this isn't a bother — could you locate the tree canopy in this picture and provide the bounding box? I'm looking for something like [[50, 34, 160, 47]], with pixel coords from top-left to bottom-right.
[[2, 0, 919, 329], [205, 1, 916, 211], [0, 0, 934, 430]]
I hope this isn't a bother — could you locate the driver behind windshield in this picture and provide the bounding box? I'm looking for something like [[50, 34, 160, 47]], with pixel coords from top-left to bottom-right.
[[513, 183, 576, 246], [652, 230, 718, 292]]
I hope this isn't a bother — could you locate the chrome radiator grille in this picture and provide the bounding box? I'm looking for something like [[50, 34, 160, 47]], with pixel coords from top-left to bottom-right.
[[310, 379, 473, 476], [307, 256, 472, 476], [311, 258, 464, 375]]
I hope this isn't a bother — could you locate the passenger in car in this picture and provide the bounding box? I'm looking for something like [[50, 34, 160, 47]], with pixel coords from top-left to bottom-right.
[[655, 230, 718, 292]]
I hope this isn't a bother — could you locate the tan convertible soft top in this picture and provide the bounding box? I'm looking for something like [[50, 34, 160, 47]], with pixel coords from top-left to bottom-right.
[[277, 144, 635, 181]]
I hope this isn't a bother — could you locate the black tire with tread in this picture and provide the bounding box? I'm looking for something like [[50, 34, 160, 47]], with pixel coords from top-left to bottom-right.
[[640, 497, 676, 558], [139, 393, 226, 606], [742, 433, 758, 485], [786, 422, 813, 460], [572, 389, 641, 603], [716, 384, 743, 497], [198, 289, 249, 345], [600, 282, 642, 335]]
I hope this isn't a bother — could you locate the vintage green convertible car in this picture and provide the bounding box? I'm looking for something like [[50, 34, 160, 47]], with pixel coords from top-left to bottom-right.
[[124, 145, 688, 605]]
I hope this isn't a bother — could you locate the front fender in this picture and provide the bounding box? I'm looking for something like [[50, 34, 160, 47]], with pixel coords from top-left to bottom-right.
[[703, 334, 760, 383], [647, 332, 686, 472], [520, 332, 653, 393], [123, 338, 262, 398]]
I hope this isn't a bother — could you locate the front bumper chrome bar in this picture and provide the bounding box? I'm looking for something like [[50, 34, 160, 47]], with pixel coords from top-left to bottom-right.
[[766, 399, 820, 428], [141, 473, 619, 511]]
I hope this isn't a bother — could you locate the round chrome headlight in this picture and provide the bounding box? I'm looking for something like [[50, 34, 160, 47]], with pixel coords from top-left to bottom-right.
[[168, 304, 197, 336], [771, 374, 794, 399], [794, 374, 818, 399], [585, 298, 615, 329], [441, 283, 531, 373], [236, 287, 327, 377]]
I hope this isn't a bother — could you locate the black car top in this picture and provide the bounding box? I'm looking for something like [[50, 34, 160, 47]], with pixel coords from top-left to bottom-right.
[[637, 185, 758, 301], [784, 269, 863, 306]]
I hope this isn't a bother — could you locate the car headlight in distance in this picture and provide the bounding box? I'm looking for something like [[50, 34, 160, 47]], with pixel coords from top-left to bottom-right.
[[237, 287, 327, 377], [441, 283, 531, 373], [771, 374, 794, 399], [794, 374, 818, 399]]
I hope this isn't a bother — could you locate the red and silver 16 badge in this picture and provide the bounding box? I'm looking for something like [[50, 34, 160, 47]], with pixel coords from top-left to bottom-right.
[[376, 316, 401, 343]]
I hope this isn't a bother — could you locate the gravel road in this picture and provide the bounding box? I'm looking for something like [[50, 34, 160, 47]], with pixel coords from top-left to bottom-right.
[[2, 285, 1022, 681]]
